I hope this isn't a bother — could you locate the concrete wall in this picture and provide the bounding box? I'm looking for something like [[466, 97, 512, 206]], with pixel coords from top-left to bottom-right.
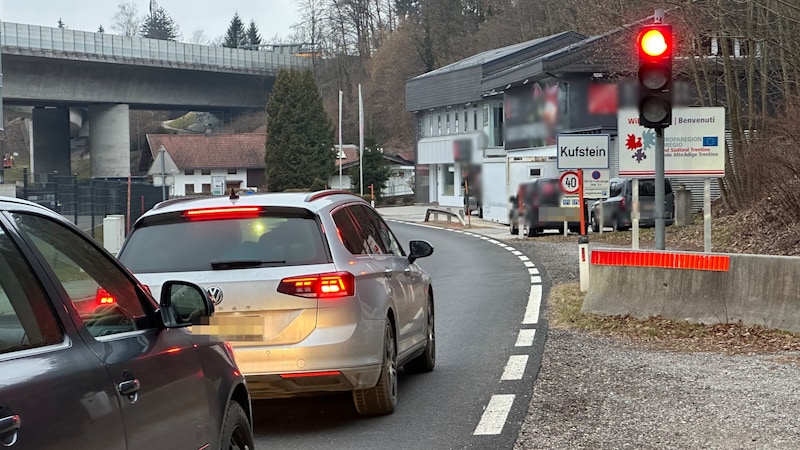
[[32, 107, 71, 175], [583, 250, 800, 333]]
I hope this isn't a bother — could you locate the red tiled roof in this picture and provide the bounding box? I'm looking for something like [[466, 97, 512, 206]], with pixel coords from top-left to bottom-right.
[[147, 133, 266, 169], [335, 145, 360, 167]]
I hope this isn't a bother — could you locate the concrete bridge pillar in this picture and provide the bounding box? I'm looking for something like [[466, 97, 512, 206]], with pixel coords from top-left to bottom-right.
[[89, 104, 130, 178], [32, 107, 71, 177]]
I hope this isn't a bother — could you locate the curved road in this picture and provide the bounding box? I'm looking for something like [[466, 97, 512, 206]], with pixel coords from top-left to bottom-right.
[[252, 222, 547, 449]]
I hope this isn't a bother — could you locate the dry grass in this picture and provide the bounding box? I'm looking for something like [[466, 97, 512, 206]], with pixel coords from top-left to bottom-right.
[[548, 283, 800, 356]]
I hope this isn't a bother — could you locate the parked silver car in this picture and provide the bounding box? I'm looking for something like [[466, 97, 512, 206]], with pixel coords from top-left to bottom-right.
[[117, 190, 435, 416], [0, 196, 253, 449]]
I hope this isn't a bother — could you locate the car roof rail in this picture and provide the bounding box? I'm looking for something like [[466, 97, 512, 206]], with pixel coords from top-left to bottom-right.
[[304, 190, 362, 203], [151, 196, 203, 210]]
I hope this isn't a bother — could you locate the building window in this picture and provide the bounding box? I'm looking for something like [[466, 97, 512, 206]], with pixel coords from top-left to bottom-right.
[[446, 113, 451, 134], [227, 168, 237, 175], [201, 169, 211, 176], [444, 165, 455, 196], [473, 105, 478, 131], [463, 111, 468, 132], [185, 184, 195, 194], [184, 169, 194, 176], [437, 115, 442, 135], [455, 112, 459, 133], [429, 115, 434, 136], [483, 101, 504, 147], [201, 183, 211, 194]]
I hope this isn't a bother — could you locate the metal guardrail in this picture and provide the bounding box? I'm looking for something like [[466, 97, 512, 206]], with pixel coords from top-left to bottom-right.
[[0, 22, 312, 75]]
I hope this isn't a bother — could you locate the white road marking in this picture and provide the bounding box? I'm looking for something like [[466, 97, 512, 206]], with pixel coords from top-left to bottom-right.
[[523, 284, 542, 324], [528, 267, 539, 275], [474, 395, 515, 435], [501, 355, 529, 381], [511, 250, 523, 256], [488, 239, 500, 244], [519, 255, 530, 261], [524, 261, 535, 268], [515, 329, 536, 347], [530, 275, 542, 284]]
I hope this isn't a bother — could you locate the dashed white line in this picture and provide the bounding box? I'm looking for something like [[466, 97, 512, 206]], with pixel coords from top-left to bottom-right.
[[523, 261, 535, 268], [523, 284, 542, 325], [519, 255, 530, 261], [488, 239, 500, 244], [474, 394, 515, 435], [530, 275, 542, 284], [511, 250, 523, 256], [528, 267, 540, 275], [501, 355, 529, 381], [515, 329, 536, 347]]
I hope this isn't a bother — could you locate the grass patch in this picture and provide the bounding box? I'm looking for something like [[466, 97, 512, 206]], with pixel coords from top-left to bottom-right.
[[548, 282, 800, 355]]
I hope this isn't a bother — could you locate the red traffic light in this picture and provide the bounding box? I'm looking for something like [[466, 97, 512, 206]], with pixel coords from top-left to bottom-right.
[[639, 29, 669, 57]]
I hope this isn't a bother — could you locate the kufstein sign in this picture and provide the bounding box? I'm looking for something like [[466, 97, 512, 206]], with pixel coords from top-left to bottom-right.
[[556, 134, 611, 169]]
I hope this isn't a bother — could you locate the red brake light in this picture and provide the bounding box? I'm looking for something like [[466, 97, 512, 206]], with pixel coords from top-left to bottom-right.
[[620, 196, 627, 211], [183, 206, 262, 221], [96, 287, 116, 306], [278, 272, 355, 299]]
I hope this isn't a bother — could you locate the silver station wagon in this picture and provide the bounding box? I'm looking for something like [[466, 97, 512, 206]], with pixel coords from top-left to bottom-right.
[[118, 190, 435, 416]]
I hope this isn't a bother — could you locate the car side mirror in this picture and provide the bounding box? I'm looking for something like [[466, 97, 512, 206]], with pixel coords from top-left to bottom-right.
[[159, 280, 214, 328], [408, 240, 434, 264]]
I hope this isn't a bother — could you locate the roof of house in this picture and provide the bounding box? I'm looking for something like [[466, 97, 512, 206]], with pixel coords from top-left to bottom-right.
[[146, 133, 266, 170], [335, 145, 415, 170]]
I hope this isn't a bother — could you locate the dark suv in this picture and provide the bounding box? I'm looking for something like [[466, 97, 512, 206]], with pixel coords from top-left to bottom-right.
[[589, 177, 674, 231], [509, 178, 586, 237], [0, 196, 254, 449]]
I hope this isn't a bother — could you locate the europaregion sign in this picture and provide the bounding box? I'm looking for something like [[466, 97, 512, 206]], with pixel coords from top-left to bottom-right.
[[617, 107, 726, 177]]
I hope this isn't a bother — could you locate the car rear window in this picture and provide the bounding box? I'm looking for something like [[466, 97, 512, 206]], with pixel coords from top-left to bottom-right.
[[119, 212, 329, 273]]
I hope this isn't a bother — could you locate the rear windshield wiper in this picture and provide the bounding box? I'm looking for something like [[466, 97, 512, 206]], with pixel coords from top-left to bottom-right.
[[210, 259, 286, 270]]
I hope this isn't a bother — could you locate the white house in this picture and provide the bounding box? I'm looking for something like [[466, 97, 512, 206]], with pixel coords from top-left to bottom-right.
[[146, 133, 266, 197], [329, 144, 415, 199]]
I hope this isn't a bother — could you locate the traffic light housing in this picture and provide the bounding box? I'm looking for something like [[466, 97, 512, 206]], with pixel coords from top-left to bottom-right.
[[637, 24, 673, 129]]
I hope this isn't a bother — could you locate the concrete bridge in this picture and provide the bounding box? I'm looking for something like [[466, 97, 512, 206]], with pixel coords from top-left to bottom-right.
[[1, 21, 312, 178]]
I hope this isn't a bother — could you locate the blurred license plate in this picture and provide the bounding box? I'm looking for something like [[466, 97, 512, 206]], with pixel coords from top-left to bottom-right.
[[191, 315, 264, 340]]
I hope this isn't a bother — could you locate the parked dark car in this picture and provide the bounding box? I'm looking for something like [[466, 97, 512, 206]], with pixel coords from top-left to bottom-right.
[[510, 178, 587, 237], [589, 177, 674, 231], [0, 196, 254, 449]]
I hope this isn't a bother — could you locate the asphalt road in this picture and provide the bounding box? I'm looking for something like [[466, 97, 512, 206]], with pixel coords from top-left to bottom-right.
[[251, 221, 547, 449]]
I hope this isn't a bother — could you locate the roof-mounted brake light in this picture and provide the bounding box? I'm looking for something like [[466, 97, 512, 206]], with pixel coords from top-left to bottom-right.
[[183, 206, 262, 220]]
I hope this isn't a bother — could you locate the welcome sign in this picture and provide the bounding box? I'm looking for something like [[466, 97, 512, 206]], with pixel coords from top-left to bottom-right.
[[617, 107, 726, 177]]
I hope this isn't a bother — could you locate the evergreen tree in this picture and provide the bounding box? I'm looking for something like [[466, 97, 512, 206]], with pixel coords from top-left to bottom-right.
[[57, 18, 67, 29], [98, 25, 105, 33], [349, 145, 390, 199], [140, 7, 179, 41], [265, 68, 335, 192], [223, 13, 247, 48], [246, 20, 262, 48]]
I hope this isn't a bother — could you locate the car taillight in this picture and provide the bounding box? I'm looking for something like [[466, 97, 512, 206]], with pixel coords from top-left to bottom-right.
[[620, 197, 627, 211], [183, 206, 262, 221], [95, 287, 116, 306], [277, 272, 355, 299]]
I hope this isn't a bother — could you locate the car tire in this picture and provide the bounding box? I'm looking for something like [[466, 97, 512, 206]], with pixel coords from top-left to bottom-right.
[[612, 215, 622, 232], [353, 321, 397, 416], [220, 401, 254, 450], [509, 219, 519, 235], [590, 214, 600, 233], [405, 294, 435, 374]]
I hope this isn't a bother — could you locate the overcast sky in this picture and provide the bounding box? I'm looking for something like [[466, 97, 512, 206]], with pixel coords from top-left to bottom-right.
[[1, 0, 302, 43]]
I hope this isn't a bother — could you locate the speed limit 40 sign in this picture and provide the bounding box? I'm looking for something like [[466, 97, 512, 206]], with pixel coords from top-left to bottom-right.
[[559, 170, 580, 195]]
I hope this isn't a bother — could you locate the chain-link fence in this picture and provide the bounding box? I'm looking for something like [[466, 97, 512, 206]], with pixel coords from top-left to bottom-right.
[[15, 169, 163, 238]]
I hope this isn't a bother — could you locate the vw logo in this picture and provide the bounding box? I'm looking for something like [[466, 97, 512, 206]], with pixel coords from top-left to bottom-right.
[[207, 286, 224, 305]]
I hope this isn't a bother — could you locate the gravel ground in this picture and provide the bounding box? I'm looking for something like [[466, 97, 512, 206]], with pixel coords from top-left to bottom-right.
[[503, 237, 800, 450]]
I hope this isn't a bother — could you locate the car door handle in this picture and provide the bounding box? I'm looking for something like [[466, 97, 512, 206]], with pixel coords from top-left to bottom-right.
[[118, 379, 140, 396], [403, 267, 412, 276], [0, 414, 21, 446], [384, 268, 394, 277]]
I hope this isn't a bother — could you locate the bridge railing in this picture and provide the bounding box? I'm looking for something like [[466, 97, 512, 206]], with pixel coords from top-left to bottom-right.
[[1, 22, 311, 74]]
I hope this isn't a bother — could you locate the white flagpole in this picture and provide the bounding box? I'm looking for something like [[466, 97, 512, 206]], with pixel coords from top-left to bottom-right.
[[338, 90, 343, 189], [359, 84, 364, 195]]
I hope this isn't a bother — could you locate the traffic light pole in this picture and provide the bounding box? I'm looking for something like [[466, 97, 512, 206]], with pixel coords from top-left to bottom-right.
[[655, 127, 666, 250]]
